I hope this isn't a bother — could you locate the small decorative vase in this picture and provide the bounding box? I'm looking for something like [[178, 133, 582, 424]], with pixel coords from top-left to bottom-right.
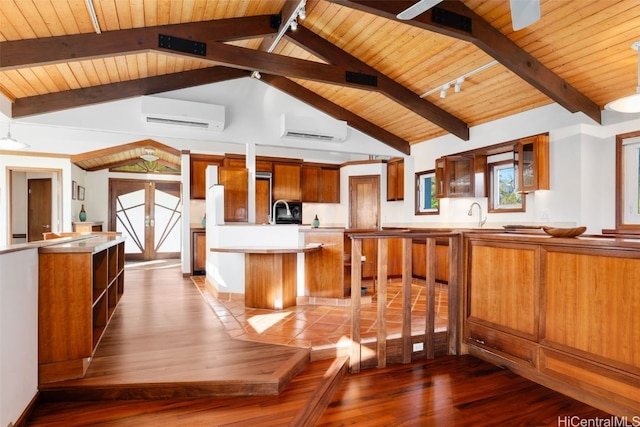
[[201, 213, 207, 228], [312, 215, 320, 228], [79, 204, 87, 222]]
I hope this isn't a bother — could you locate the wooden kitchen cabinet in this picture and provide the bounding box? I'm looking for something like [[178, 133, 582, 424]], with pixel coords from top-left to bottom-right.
[[386, 158, 404, 201], [273, 162, 302, 201], [516, 134, 549, 192], [38, 235, 125, 383], [464, 233, 640, 416], [434, 155, 485, 198], [192, 230, 206, 275], [222, 154, 273, 172], [190, 154, 223, 199], [411, 238, 449, 282], [302, 163, 340, 203], [303, 229, 345, 298], [219, 167, 248, 222]]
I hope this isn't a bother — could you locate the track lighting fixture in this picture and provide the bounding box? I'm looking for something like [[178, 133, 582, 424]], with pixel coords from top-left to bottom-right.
[[440, 83, 450, 99], [251, 1, 305, 80], [454, 77, 465, 93], [420, 60, 498, 99]]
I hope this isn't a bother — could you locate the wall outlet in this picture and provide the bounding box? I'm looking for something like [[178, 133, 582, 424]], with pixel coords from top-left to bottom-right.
[[412, 342, 424, 352]]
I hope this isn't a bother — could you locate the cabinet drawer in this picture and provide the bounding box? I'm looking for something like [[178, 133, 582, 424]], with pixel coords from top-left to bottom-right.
[[467, 322, 539, 369]]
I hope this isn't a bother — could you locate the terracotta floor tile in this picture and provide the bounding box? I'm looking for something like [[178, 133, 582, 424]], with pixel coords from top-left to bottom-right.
[[194, 278, 449, 349]]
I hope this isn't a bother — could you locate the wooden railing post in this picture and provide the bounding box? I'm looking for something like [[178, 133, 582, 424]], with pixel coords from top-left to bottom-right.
[[425, 237, 436, 358], [349, 238, 362, 373], [447, 235, 461, 355], [376, 238, 388, 368], [401, 237, 412, 363]]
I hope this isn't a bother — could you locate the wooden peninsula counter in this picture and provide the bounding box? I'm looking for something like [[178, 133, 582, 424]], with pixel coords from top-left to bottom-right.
[[210, 245, 321, 309], [463, 231, 640, 417]]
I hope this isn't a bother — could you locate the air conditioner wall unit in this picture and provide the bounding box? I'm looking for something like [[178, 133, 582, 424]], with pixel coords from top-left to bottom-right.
[[280, 113, 348, 142], [141, 96, 225, 131]]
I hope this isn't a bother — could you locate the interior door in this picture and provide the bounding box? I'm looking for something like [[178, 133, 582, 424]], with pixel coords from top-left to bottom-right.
[[349, 175, 380, 278], [109, 179, 182, 261], [27, 178, 52, 241], [349, 175, 380, 229]]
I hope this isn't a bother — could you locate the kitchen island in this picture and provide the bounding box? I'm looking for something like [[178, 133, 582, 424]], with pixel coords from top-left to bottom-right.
[[210, 244, 321, 309]]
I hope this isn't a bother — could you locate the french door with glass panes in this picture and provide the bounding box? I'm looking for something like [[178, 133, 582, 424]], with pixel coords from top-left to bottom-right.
[[109, 179, 182, 260]]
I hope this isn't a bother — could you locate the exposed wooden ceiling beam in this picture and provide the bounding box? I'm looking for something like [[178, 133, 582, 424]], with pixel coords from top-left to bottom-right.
[[12, 67, 248, 117], [155, 40, 466, 140], [0, 15, 276, 70], [285, 25, 469, 141], [328, 0, 602, 124], [258, 0, 305, 52], [260, 73, 411, 155]]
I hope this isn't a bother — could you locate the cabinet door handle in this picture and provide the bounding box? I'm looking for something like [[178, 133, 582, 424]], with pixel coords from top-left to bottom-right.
[[145, 215, 150, 227]]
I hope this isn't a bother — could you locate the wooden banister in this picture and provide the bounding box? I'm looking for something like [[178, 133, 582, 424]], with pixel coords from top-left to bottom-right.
[[347, 231, 461, 373]]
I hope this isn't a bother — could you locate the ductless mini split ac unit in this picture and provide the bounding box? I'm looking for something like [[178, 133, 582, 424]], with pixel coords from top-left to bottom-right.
[[280, 113, 348, 142], [141, 96, 225, 131]]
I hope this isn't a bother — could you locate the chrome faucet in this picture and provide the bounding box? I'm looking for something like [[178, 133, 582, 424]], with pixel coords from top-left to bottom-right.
[[468, 202, 487, 228], [270, 200, 291, 225]]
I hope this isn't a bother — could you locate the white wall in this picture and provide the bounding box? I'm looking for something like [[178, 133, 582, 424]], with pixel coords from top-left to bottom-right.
[[406, 105, 640, 233], [0, 248, 38, 427]]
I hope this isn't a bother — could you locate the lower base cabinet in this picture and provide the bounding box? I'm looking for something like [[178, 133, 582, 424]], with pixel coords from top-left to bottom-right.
[[192, 230, 206, 275], [465, 234, 640, 418], [38, 235, 125, 384]]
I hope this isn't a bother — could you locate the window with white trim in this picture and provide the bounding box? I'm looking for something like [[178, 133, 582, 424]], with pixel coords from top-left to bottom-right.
[[415, 170, 439, 215], [488, 160, 524, 212]]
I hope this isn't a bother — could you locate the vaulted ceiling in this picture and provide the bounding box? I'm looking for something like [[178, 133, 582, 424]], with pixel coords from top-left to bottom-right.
[[1, 0, 639, 157]]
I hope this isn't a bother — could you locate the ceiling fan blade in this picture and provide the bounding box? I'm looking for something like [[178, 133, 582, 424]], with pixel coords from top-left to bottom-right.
[[397, 0, 443, 20], [510, 0, 541, 31]]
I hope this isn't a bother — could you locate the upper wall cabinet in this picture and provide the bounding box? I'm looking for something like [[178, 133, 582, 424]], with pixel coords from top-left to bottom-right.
[[219, 167, 248, 222], [516, 134, 549, 193], [273, 161, 302, 201], [386, 158, 404, 201], [302, 164, 340, 203], [190, 154, 224, 199], [435, 154, 486, 198]]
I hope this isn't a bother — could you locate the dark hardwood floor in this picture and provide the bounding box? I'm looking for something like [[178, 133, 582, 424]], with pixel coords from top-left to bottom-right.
[[26, 260, 611, 426]]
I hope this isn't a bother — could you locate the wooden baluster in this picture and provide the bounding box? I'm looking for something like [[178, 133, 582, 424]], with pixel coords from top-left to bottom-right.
[[349, 238, 362, 373], [376, 238, 388, 368], [425, 237, 436, 358], [401, 237, 412, 363], [447, 235, 461, 355]]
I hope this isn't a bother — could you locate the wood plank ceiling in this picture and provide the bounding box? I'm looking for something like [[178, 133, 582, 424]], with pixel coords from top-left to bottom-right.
[[1, 0, 639, 163]]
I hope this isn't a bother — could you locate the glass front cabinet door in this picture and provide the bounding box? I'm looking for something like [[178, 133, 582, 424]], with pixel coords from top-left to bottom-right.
[[516, 134, 549, 193], [446, 155, 474, 197]]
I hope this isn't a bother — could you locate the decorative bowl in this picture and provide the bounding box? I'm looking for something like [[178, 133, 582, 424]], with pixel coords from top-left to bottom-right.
[[542, 226, 586, 238]]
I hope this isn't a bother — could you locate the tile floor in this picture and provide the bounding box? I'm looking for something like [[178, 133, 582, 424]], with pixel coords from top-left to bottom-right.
[[192, 276, 449, 351]]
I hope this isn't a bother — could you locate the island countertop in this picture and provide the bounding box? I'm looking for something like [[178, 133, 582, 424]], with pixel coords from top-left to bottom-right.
[[38, 234, 126, 254], [210, 244, 322, 254]]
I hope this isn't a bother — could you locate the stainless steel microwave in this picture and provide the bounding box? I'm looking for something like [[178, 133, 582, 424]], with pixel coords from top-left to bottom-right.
[[275, 201, 302, 224]]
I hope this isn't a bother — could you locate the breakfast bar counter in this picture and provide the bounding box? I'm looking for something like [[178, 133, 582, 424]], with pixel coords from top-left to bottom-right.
[[211, 244, 322, 309]]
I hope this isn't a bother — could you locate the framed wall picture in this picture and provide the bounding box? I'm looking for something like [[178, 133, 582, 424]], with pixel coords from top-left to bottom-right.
[[78, 186, 85, 201], [72, 181, 77, 200]]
